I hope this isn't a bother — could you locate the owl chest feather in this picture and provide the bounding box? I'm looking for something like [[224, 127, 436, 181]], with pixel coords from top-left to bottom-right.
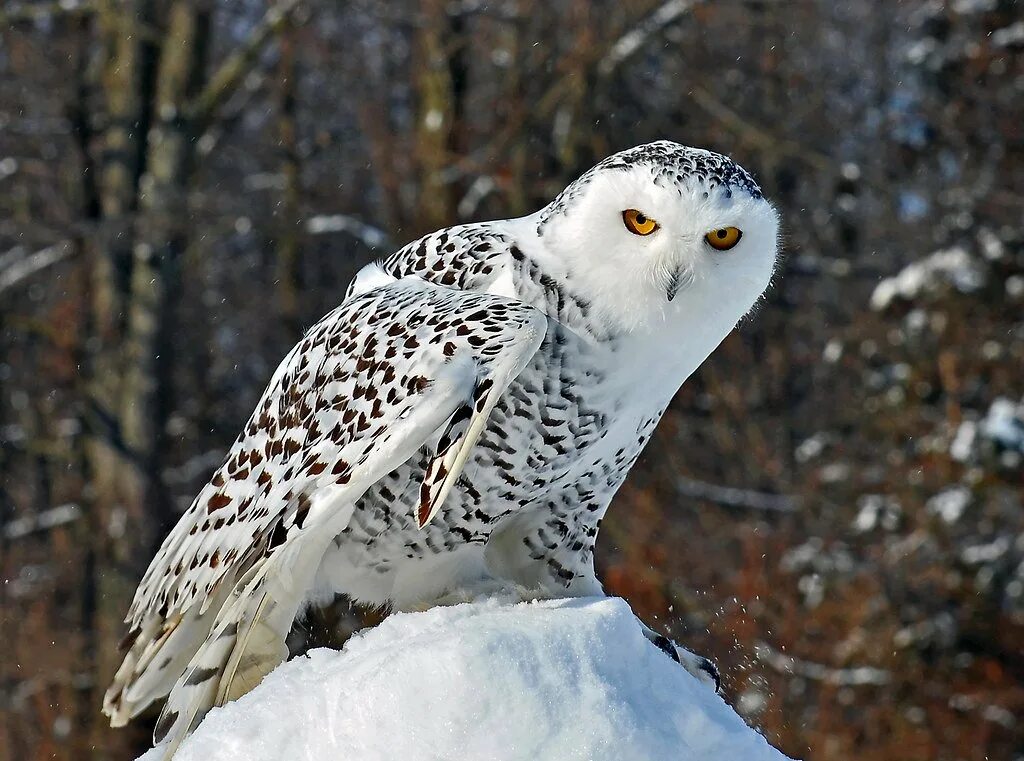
[[337, 324, 666, 562]]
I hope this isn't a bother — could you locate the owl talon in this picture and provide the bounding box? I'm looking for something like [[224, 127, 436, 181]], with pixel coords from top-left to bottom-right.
[[696, 657, 721, 692], [651, 633, 681, 663], [641, 623, 720, 692]]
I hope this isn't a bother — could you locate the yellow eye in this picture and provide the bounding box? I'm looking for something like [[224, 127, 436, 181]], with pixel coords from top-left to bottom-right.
[[704, 227, 742, 251], [622, 209, 658, 236]]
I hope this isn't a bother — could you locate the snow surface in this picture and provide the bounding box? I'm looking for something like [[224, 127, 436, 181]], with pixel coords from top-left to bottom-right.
[[139, 596, 792, 761]]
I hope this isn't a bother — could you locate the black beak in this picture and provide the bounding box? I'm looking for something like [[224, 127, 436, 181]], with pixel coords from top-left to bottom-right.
[[666, 267, 684, 301]]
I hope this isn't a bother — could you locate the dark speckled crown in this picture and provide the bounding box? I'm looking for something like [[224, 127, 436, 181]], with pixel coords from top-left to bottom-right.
[[537, 141, 763, 235]]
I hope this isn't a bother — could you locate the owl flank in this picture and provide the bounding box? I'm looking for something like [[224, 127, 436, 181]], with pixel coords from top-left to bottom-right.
[[104, 141, 780, 756]]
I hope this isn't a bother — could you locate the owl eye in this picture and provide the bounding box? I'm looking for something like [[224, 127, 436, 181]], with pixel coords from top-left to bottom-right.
[[704, 227, 742, 251], [622, 209, 658, 236]]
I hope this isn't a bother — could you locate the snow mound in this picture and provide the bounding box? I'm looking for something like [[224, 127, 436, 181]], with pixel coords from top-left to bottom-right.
[[141, 596, 792, 761]]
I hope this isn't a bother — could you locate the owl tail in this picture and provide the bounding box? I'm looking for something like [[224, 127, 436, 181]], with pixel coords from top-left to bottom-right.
[[101, 550, 274, 735], [103, 599, 223, 728], [151, 547, 304, 759]]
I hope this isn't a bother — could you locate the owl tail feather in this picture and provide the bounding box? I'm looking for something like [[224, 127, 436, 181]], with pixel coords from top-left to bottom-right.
[[152, 557, 293, 759], [103, 602, 223, 728]]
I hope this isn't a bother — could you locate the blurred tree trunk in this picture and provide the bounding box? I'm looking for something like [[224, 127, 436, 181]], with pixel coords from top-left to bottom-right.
[[501, 16, 529, 218], [122, 0, 211, 556], [552, 0, 593, 172], [69, 75, 98, 761], [63, 4, 298, 754], [413, 0, 457, 231], [86, 0, 157, 559], [82, 5, 163, 750], [275, 17, 303, 336]]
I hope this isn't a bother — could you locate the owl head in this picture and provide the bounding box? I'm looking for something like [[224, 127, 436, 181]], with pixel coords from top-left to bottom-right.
[[534, 141, 779, 340]]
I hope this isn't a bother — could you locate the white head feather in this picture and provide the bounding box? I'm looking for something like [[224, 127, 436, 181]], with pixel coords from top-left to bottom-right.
[[531, 141, 779, 336]]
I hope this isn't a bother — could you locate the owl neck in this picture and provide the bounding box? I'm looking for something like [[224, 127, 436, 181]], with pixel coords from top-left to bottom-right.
[[499, 216, 625, 342]]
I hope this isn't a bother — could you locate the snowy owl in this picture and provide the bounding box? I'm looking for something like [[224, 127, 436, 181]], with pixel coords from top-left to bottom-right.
[[104, 141, 779, 754]]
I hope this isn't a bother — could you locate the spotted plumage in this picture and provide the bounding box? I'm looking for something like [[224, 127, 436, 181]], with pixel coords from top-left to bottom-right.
[[104, 141, 780, 755]]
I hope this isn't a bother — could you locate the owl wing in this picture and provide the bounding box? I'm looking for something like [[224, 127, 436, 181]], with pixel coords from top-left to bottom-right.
[[104, 275, 546, 747]]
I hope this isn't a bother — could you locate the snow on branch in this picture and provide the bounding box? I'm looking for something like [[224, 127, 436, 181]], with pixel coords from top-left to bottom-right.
[[755, 640, 890, 686], [869, 246, 985, 311], [0, 1, 93, 26], [305, 214, 392, 250], [598, 0, 694, 77], [0, 241, 73, 297], [4, 503, 81, 540]]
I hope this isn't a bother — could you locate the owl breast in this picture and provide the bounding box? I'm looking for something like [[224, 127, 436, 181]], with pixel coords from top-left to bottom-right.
[[314, 320, 666, 606]]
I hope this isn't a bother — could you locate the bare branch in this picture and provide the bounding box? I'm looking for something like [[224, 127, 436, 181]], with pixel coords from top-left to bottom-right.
[[0, 241, 73, 297], [0, 0, 93, 26], [598, 0, 695, 77], [0, 418, 80, 447], [196, 68, 271, 157], [688, 84, 835, 172], [187, 0, 303, 129], [457, 175, 497, 218], [4, 503, 81, 540], [675, 476, 800, 513]]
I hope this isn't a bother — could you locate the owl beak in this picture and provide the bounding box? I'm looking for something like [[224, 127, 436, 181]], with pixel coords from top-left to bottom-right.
[[666, 266, 684, 301]]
